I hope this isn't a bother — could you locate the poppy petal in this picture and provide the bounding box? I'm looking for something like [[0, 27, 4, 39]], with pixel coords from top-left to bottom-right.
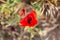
[[19, 9, 25, 16]]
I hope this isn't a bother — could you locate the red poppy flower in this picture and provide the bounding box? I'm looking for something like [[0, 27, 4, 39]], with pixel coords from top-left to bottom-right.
[[19, 10, 38, 27]]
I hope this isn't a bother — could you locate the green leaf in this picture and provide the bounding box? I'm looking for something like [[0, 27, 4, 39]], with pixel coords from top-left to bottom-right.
[[8, 18, 13, 25], [16, 0, 22, 3], [9, 6, 14, 11], [0, 6, 2, 12], [7, 14, 20, 25], [13, 14, 20, 22], [33, 4, 40, 11], [9, 0, 14, 4]]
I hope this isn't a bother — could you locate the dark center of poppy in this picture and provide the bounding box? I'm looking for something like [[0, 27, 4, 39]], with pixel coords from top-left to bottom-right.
[[28, 17, 32, 24]]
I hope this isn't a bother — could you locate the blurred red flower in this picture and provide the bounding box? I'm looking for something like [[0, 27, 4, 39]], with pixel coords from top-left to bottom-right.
[[19, 9, 25, 16], [19, 9, 38, 27]]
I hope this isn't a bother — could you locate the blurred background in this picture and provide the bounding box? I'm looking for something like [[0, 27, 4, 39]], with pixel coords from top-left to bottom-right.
[[0, 0, 60, 40]]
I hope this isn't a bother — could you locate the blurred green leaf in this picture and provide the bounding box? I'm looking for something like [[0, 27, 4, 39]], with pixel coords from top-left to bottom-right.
[[14, 14, 20, 22], [15, 0, 22, 3], [7, 18, 13, 25], [7, 14, 20, 25], [0, 6, 2, 12], [9, 6, 14, 11], [7, 0, 14, 4], [24, 27, 35, 38], [33, 4, 40, 11]]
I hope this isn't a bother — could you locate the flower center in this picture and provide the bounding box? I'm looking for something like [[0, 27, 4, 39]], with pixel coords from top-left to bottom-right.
[[28, 17, 32, 24]]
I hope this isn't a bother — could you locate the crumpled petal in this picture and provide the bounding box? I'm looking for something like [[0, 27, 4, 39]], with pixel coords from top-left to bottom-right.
[[19, 9, 25, 16]]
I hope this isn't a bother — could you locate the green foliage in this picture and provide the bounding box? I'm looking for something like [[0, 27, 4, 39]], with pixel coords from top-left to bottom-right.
[[9, 0, 14, 4], [33, 4, 40, 11], [0, 6, 2, 12], [7, 14, 20, 25]]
